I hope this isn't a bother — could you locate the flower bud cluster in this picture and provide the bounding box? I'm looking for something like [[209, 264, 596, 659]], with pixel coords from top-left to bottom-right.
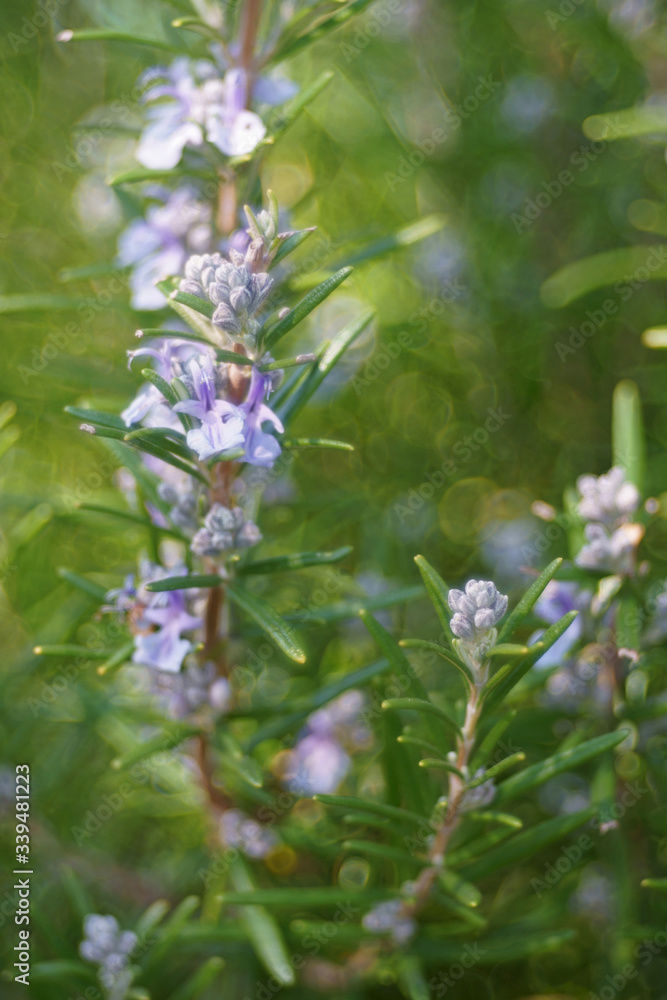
[[448, 580, 508, 669], [79, 914, 137, 999], [180, 250, 273, 344], [362, 884, 417, 945], [191, 503, 261, 557], [220, 808, 278, 859], [575, 467, 643, 575]]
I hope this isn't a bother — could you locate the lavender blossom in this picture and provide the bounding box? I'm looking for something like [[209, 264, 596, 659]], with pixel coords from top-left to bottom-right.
[[135, 60, 266, 170], [576, 467, 640, 527], [531, 580, 588, 667], [283, 691, 370, 796], [204, 67, 268, 157], [116, 187, 213, 310], [173, 355, 245, 460], [128, 567, 203, 674], [285, 731, 351, 796], [240, 369, 284, 468], [191, 503, 261, 557], [122, 337, 201, 427]]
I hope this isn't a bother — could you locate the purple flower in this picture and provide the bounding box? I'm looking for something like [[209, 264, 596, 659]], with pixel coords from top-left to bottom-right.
[[132, 568, 202, 674], [282, 690, 369, 796], [135, 59, 212, 169], [103, 575, 137, 614], [117, 187, 213, 310], [286, 731, 351, 796], [122, 337, 200, 427], [240, 369, 284, 467], [135, 60, 266, 170], [532, 580, 586, 667], [205, 68, 267, 157], [173, 355, 245, 460]]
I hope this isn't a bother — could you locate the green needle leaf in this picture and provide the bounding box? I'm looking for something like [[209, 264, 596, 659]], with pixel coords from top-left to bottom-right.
[[56, 568, 109, 600], [485, 643, 530, 658], [64, 406, 127, 431], [238, 546, 352, 574], [258, 353, 316, 372], [314, 794, 426, 827], [170, 289, 215, 319], [111, 724, 202, 770], [613, 379, 645, 493], [282, 437, 354, 451], [463, 810, 522, 828], [541, 246, 667, 308], [227, 583, 306, 663], [483, 610, 578, 711], [277, 311, 374, 423], [419, 758, 465, 775], [642, 878, 667, 891], [413, 555, 455, 643], [497, 557, 563, 643], [33, 644, 110, 659], [466, 751, 526, 787], [165, 957, 225, 1000], [342, 839, 424, 865], [145, 574, 222, 592], [399, 638, 473, 686], [382, 698, 462, 738], [76, 503, 185, 539], [493, 730, 629, 806], [56, 28, 184, 51], [459, 807, 597, 881], [262, 267, 354, 350]]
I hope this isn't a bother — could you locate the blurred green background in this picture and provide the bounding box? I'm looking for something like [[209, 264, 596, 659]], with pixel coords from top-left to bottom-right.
[[3, 0, 667, 996]]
